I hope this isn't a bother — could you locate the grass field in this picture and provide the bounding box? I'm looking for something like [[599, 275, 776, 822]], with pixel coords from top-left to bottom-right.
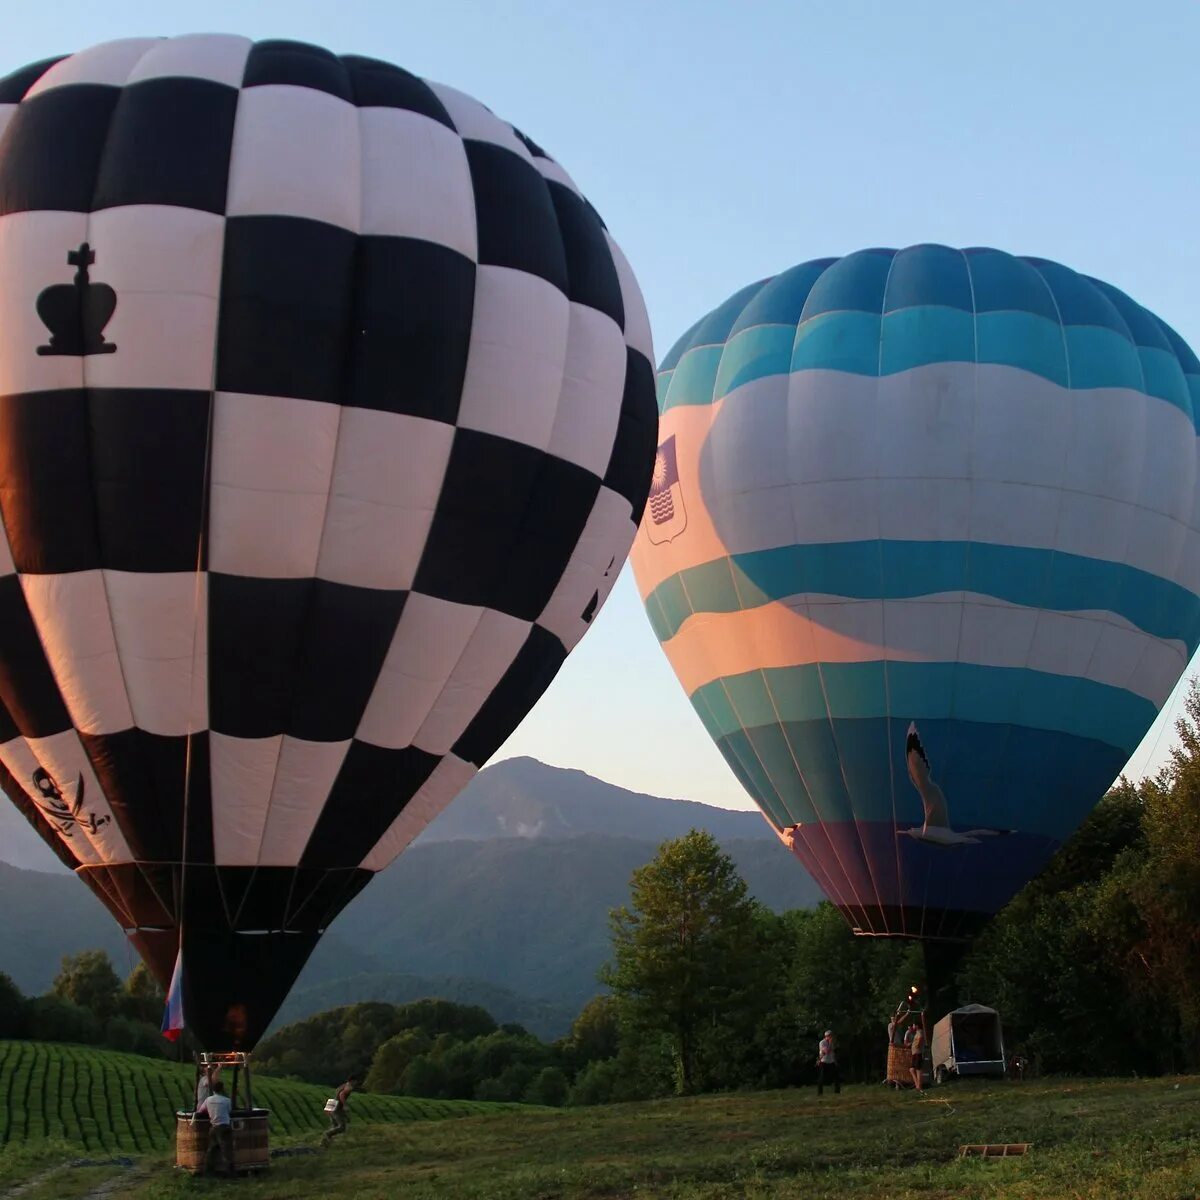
[[0, 1044, 1197, 1198], [0, 1040, 519, 1159]]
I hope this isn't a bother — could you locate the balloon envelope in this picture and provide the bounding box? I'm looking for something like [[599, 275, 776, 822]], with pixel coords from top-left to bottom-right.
[[632, 244, 1200, 941], [0, 36, 657, 1046]]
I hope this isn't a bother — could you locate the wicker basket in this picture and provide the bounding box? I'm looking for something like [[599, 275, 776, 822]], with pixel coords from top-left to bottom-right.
[[175, 1110, 270, 1173], [887, 1043, 913, 1085]]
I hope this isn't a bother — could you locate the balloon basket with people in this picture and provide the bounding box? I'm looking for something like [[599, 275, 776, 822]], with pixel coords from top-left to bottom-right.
[[176, 1052, 270, 1177]]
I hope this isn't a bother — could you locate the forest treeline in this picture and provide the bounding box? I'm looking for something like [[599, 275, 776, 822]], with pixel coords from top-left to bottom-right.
[[7, 687, 1199, 1104]]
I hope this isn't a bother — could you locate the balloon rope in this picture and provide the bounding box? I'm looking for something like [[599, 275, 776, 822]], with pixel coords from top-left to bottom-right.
[[178, 383, 218, 955]]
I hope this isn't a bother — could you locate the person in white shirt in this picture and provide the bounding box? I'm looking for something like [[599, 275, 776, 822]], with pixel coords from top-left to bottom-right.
[[816, 1030, 840, 1096], [194, 1080, 234, 1176]]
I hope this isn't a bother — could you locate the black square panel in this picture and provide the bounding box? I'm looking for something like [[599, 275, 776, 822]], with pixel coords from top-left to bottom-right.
[[92, 77, 238, 214]]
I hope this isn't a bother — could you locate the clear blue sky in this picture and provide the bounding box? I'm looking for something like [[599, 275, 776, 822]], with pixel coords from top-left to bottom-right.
[[7, 1, 1199, 808]]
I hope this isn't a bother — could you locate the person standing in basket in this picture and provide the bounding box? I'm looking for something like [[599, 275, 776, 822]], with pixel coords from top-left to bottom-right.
[[321, 1075, 359, 1147], [816, 1030, 840, 1096]]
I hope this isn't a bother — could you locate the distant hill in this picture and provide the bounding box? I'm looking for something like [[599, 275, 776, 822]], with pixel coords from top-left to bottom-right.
[[310, 835, 820, 1012], [417, 757, 773, 844], [0, 757, 774, 874], [273, 972, 577, 1040], [0, 758, 819, 1024]]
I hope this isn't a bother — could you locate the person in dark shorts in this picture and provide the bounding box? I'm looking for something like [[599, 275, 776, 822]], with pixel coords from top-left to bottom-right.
[[909, 1023, 926, 1092], [816, 1030, 840, 1096], [321, 1075, 359, 1147]]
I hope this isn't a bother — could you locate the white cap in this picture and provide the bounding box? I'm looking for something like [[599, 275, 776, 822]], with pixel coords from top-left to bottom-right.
[[824, 1030, 833, 1037]]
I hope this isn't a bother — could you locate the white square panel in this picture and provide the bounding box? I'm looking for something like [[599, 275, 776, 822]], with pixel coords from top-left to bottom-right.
[[210, 732, 282, 865], [26, 38, 160, 95], [104, 570, 206, 738], [317, 408, 454, 590], [359, 106, 476, 259], [456, 266, 570, 450], [226, 85, 361, 231], [257, 736, 352, 865], [25, 729, 132, 864], [604, 234, 654, 364], [545, 303, 626, 475], [426, 82, 530, 159], [0, 210, 91, 396], [209, 392, 339, 578], [125, 33, 252, 87], [357, 593, 484, 749], [21, 571, 133, 736], [413, 609, 531, 755]]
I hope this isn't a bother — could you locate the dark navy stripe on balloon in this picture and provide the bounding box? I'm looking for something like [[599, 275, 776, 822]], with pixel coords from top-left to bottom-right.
[[644, 539, 1200, 652]]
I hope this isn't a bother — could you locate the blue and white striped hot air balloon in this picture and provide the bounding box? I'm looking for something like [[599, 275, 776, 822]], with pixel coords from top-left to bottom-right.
[[631, 244, 1200, 942]]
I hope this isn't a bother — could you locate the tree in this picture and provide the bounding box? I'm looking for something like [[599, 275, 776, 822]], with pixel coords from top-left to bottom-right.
[[566, 996, 619, 1067], [523, 1066, 569, 1107], [0, 972, 27, 1039], [602, 830, 767, 1094], [364, 1029, 431, 1094], [120, 963, 165, 1025], [52, 951, 122, 1021]]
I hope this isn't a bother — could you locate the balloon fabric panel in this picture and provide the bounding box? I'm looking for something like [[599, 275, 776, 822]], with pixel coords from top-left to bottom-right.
[[0, 36, 657, 1048], [632, 244, 1200, 942]]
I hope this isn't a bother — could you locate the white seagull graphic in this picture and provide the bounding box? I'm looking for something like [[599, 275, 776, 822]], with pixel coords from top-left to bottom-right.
[[900, 722, 1011, 846]]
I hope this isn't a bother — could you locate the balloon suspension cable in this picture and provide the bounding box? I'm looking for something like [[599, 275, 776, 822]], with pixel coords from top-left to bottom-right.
[[178, 385, 218, 966]]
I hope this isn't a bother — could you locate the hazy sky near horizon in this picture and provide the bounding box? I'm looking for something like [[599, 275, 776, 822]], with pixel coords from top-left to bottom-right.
[[6, 1, 1198, 810]]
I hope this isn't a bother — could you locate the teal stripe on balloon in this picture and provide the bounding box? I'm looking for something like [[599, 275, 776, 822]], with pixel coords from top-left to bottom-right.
[[691, 661, 1156, 756], [879, 306, 975, 374], [790, 310, 881, 376], [660, 304, 1198, 421], [1138, 346, 1192, 416], [661, 344, 723, 411], [976, 310, 1068, 386], [1063, 325, 1143, 391], [714, 324, 795, 398], [645, 539, 1200, 650]]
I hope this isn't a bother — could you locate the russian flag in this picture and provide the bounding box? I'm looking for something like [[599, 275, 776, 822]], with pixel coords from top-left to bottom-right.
[[160, 949, 185, 1043]]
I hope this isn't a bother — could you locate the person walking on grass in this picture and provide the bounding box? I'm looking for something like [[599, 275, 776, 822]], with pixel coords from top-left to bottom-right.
[[909, 1023, 926, 1093], [193, 1080, 233, 1177], [816, 1029, 840, 1096], [321, 1075, 360, 1147]]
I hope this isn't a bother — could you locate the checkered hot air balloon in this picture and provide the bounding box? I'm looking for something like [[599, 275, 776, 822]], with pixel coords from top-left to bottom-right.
[[632, 245, 1200, 945], [0, 35, 657, 1049]]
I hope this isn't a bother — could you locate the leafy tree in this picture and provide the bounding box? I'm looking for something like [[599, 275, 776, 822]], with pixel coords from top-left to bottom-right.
[[120, 963, 165, 1026], [364, 1029, 431, 1094], [401, 1054, 449, 1098], [602, 829, 766, 1093], [0, 972, 27, 1039], [28, 995, 102, 1044], [566, 1057, 620, 1106], [52, 951, 122, 1021], [565, 995, 619, 1067], [523, 1066, 569, 1107], [104, 1015, 165, 1058]]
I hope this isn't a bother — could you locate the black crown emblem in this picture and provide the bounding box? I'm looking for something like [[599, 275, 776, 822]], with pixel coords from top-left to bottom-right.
[[36, 243, 117, 357]]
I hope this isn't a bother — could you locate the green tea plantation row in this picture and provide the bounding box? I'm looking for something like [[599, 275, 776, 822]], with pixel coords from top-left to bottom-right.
[[0, 1041, 521, 1155]]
